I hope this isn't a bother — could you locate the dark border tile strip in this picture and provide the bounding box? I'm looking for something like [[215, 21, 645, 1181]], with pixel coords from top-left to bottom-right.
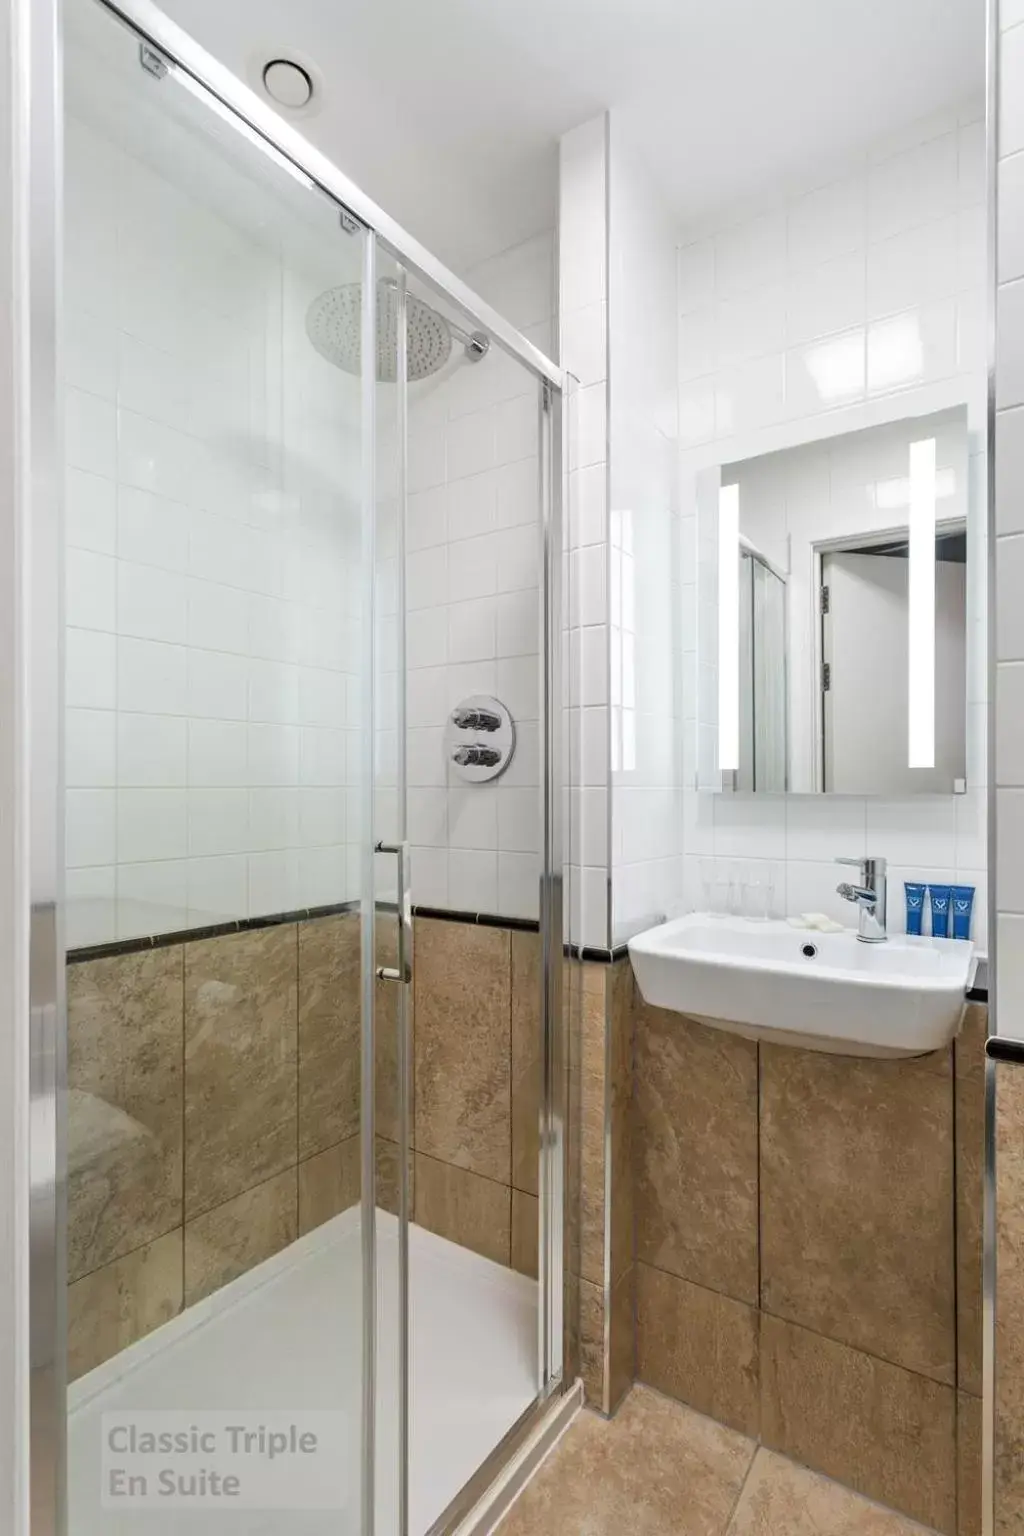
[[68, 899, 637, 965], [568, 943, 630, 963], [412, 904, 540, 933], [67, 900, 359, 964], [967, 984, 989, 1003], [986, 1034, 1024, 1064]]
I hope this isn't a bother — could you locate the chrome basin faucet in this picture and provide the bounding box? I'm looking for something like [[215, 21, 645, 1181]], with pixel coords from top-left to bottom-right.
[[836, 855, 888, 943]]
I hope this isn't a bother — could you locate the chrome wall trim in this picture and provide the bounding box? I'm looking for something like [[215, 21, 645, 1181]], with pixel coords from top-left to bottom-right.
[[24, 0, 63, 1525], [984, 0, 999, 1528], [448, 1380, 583, 1536], [91, 0, 564, 391], [540, 381, 566, 1389], [984, 1052, 997, 1536], [393, 265, 411, 1536], [359, 228, 378, 1536], [429, 1379, 574, 1536]]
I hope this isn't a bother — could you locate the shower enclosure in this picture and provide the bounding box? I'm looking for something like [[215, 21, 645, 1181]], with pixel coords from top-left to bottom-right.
[[42, 0, 570, 1531]]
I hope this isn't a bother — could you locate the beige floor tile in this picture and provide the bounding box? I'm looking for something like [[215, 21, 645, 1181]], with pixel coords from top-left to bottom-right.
[[498, 1385, 755, 1536], [727, 1448, 942, 1535]]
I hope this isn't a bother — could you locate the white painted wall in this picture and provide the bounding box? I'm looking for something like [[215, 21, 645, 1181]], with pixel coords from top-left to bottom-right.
[[678, 98, 990, 944]]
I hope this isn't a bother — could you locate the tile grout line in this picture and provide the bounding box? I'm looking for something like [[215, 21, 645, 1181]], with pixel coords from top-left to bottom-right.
[[633, 1250, 959, 1392], [721, 1442, 761, 1536]]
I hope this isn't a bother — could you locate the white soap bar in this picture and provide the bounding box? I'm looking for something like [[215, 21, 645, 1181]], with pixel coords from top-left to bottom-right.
[[801, 912, 830, 930]]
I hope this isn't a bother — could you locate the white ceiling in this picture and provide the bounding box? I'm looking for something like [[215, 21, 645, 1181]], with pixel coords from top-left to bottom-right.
[[159, 0, 986, 273]]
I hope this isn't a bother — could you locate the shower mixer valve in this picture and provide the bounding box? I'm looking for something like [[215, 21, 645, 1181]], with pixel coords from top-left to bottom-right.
[[444, 695, 516, 783]]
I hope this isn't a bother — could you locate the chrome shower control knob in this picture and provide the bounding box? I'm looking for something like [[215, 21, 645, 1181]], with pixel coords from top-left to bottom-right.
[[445, 695, 515, 783]]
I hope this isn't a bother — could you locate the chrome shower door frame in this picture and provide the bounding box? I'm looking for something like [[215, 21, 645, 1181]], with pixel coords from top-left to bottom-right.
[[29, 2, 571, 1532]]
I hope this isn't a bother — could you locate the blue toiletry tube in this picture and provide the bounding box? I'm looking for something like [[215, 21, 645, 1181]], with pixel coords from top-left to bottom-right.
[[929, 884, 952, 939], [904, 882, 926, 935], [951, 885, 975, 941]]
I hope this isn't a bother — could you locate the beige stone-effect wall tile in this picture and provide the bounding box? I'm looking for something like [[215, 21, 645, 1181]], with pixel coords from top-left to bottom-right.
[[511, 1189, 539, 1279], [298, 914, 360, 1159], [298, 1136, 360, 1236], [634, 1003, 758, 1304], [511, 930, 542, 1198], [579, 1276, 606, 1411], [184, 1168, 297, 1306], [413, 920, 512, 1185], [607, 1265, 635, 1417], [760, 1043, 956, 1386], [955, 1003, 987, 1398], [67, 947, 184, 1282], [184, 925, 298, 1218], [760, 1312, 957, 1534], [68, 1229, 183, 1381], [579, 964, 608, 1287], [414, 1152, 510, 1267], [607, 960, 634, 1289], [637, 1261, 760, 1438], [958, 1391, 982, 1536], [995, 1062, 1024, 1534]]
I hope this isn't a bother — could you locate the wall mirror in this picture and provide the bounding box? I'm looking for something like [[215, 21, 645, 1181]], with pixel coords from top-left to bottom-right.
[[696, 404, 977, 795]]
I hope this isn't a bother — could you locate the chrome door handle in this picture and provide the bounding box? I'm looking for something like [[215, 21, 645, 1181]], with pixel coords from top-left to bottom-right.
[[375, 839, 412, 983]]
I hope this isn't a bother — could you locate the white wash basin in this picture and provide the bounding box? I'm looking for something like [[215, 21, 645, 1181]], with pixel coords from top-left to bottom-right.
[[627, 914, 975, 1058]]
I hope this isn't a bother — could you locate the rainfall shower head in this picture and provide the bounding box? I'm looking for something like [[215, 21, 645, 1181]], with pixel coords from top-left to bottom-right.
[[305, 277, 489, 382]]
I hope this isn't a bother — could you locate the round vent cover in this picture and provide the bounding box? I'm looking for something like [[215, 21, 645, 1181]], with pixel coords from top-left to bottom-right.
[[262, 58, 314, 110]]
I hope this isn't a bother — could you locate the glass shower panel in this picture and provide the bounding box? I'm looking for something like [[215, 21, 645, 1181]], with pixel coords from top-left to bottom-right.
[[400, 275, 551, 1531], [63, 1, 374, 1529]]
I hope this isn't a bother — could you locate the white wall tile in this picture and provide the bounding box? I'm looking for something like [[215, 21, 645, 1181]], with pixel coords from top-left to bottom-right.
[[998, 534, 1024, 660], [448, 597, 496, 663], [788, 252, 865, 346], [448, 848, 498, 912], [997, 406, 1024, 535], [998, 662, 1024, 784], [1000, 152, 1024, 284], [864, 797, 958, 868], [1002, 20, 1024, 158], [66, 388, 117, 480], [67, 547, 117, 632], [66, 789, 116, 869], [998, 279, 1024, 409], [66, 468, 117, 554], [998, 788, 1024, 913], [867, 133, 959, 244], [66, 629, 116, 710], [788, 175, 866, 270], [715, 213, 786, 298], [118, 713, 187, 787], [66, 708, 116, 788], [117, 789, 187, 863]]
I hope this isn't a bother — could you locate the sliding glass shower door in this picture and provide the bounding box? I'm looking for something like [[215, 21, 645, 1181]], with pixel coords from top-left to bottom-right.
[[59, 4, 563, 1534]]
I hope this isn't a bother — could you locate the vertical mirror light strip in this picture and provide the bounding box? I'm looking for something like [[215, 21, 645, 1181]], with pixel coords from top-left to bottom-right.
[[718, 483, 740, 773], [908, 436, 937, 769]]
